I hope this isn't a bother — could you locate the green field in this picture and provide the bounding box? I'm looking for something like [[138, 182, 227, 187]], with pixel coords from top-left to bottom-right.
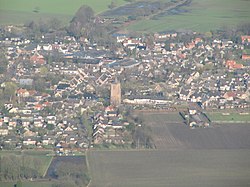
[[88, 149, 250, 187], [140, 112, 183, 123], [0, 150, 53, 179], [207, 112, 250, 123], [1, 0, 249, 32], [0, 181, 54, 187], [0, 0, 128, 24], [127, 0, 250, 32]]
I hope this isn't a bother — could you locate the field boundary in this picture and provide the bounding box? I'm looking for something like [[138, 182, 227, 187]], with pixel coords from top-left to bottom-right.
[[213, 121, 250, 124], [43, 155, 54, 177], [85, 150, 92, 187]]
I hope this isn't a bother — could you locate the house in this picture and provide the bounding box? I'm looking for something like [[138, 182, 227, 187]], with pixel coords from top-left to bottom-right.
[[242, 54, 250, 60], [0, 128, 8, 135], [46, 116, 56, 125], [19, 79, 33, 86], [241, 35, 250, 44], [30, 53, 46, 65], [34, 119, 44, 128], [34, 104, 43, 111], [225, 60, 244, 69], [42, 136, 56, 146], [23, 137, 37, 146], [16, 88, 30, 97], [223, 91, 236, 101]]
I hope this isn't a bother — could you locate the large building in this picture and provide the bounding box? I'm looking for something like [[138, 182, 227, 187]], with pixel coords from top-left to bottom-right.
[[110, 82, 121, 106]]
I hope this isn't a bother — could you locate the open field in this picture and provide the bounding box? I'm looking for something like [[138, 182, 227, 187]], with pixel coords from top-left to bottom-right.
[[0, 181, 54, 187], [88, 149, 250, 187], [0, 149, 53, 187], [207, 112, 250, 123], [142, 113, 250, 149], [0, 0, 128, 25], [45, 156, 88, 178], [88, 112, 250, 186], [127, 0, 250, 32], [141, 112, 184, 123], [0, 150, 53, 175]]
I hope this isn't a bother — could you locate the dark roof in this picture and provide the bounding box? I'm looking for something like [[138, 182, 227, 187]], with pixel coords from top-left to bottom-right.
[[57, 83, 70, 90]]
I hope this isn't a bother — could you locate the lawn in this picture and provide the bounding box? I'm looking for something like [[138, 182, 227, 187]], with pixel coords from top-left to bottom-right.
[[88, 149, 250, 187], [127, 0, 250, 32], [0, 0, 128, 25], [207, 112, 250, 123]]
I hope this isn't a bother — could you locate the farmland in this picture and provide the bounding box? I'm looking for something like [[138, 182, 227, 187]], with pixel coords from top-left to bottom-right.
[[207, 112, 250, 123], [141, 113, 250, 149], [127, 0, 250, 32], [0, 181, 55, 187], [88, 112, 250, 186], [1, 0, 250, 32], [0, 150, 53, 175], [0, 0, 128, 25], [0, 152, 89, 187], [0, 150, 54, 187], [88, 149, 250, 187]]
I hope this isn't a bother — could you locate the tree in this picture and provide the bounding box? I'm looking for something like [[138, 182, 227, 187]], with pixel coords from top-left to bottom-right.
[[0, 51, 8, 74], [48, 18, 62, 31], [46, 123, 55, 130], [68, 5, 94, 37], [39, 66, 48, 75], [3, 82, 17, 101], [33, 77, 46, 92], [108, 1, 117, 9]]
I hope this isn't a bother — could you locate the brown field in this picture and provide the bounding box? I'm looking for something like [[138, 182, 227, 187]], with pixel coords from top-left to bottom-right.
[[88, 113, 250, 187], [88, 149, 250, 187], [143, 113, 250, 149]]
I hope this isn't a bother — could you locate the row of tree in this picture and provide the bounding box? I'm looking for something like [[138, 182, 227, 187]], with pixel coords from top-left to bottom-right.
[[0, 155, 43, 181]]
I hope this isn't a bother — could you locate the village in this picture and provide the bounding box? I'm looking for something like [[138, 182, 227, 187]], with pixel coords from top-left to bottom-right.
[[0, 25, 250, 153]]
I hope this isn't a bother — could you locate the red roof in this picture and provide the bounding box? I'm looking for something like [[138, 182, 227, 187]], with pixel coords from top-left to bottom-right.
[[28, 90, 36, 96], [105, 106, 114, 112], [30, 54, 46, 64], [224, 91, 236, 98], [16, 88, 28, 94], [242, 54, 250, 60], [34, 104, 43, 110], [43, 101, 51, 107], [241, 36, 250, 43], [226, 60, 244, 69], [194, 37, 202, 44]]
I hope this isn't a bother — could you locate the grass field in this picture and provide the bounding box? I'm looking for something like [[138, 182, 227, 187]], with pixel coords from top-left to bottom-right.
[[88, 149, 250, 187], [0, 150, 53, 176], [0, 150, 54, 187], [0, 0, 128, 25], [127, 0, 250, 32], [207, 112, 250, 123], [141, 112, 184, 123], [0, 181, 54, 187]]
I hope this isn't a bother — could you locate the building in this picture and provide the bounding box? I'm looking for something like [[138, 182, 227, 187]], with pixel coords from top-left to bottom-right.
[[110, 82, 121, 106]]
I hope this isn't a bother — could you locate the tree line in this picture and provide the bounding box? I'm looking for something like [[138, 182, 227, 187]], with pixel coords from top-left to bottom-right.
[[0, 155, 43, 181], [24, 5, 117, 48]]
